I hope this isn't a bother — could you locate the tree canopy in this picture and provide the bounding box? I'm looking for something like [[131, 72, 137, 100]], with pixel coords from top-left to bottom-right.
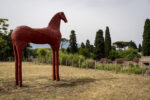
[[104, 26, 111, 57], [142, 18, 150, 56], [68, 30, 78, 54], [94, 29, 104, 60]]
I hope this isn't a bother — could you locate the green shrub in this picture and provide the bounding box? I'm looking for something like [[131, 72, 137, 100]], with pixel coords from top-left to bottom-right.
[[86, 59, 95, 69], [81, 61, 86, 68], [129, 62, 134, 68], [96, 64, 105, 70], [120, 48, 141, 60], [108, 50, 121, 60]]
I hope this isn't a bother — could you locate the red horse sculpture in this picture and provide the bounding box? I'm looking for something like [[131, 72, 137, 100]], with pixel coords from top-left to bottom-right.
[[11, 12, 67, 87]]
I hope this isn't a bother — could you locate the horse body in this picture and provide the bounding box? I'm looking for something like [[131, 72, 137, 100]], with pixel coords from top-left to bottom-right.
[[11, 12, 67, 86], [12, 26, 61, 45]]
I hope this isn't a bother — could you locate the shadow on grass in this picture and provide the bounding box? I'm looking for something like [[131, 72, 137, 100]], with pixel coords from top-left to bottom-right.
[[52, 78, 96, 87]]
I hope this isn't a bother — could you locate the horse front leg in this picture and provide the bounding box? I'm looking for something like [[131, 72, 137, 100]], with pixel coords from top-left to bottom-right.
[[55, 49, 60, 81], [52, 49, 56, 80], [16, 47, 23, 87], [13, 45, 18, 85]]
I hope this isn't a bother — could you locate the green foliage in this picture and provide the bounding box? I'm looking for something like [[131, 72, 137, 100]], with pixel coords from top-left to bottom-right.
[[108, 50, 121, 60], [23, 44, 32, 58], [120, 48, 141, 60], [128, 40, 137, 49], [86, 39, 90, 49], [129, 62, 134, 67], [79, 47, 91, 58], [0, 18, 9, 34], [59, 51, 85, 67], [85, 59, 95, 69], [69, 30, 78, 54], [113, 41, 128, 49], [94, 29, 104, 60], [104, 26, 111, 57], [79, 40, 94, 59], [96, 64, 121, 71], [0, 18, 14, 60], [37, 48, 49, 57], [142, 18, 150, 56], [138, 44, 142, 52], [108, 48, 140, 61], [60, 38, 69, 51], [81, 42, 85, 48], [85, 39, 94, 52]]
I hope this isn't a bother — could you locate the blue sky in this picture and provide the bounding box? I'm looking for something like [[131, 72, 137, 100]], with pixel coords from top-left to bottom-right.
[[0, 0, 150, 47]]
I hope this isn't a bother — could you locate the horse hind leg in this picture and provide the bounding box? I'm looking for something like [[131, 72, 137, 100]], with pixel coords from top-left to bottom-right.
[[55, 49, 60, 81], [13, 44, 18, 85], [52, 48, 56, 80], [15, 43, 27, 87]]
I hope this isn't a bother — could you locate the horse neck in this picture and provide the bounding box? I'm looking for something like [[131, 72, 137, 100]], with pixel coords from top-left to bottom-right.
[[48, 15, 61, 31]]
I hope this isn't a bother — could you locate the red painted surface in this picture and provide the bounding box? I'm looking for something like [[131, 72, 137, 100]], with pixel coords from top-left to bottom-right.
[[11, 12, 67, 87]]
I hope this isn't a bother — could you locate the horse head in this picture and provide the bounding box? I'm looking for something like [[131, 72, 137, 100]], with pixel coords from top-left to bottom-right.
[[58, 12, 68, 23]]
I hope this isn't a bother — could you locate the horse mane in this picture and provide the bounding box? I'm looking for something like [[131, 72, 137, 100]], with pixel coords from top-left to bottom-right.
[[48, 13, 60, 28]]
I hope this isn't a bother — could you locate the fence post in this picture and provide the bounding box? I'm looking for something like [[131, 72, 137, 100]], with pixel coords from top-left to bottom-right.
[[72, 60, 74, 67], [128, 62, 130, 75], [86, 60, 88, 69], [141, 62, 144, 76], [115, 61, 117, 74], [95, 60, 96, 69], [65, 59, 67, 66], [79, 60, 80, 68]]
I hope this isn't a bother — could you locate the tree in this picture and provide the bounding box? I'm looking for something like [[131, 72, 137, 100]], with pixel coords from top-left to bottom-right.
[[120, 48, 141, 60], [23, 43, 32, 58], [86, 39, 93, 52], [104, 26, 111, 57], [128, 40, 137, 49], [0, 18, 9, 35], [81, 42, 85, 48], [138, 44, 142, 52], [37, 48, 48, 57], [60, 38, 69, 51], [86, 39, 90, 49], [69, 30, 78, 54], [113, 41, 128, 50], [108, 50, 121, 60], [0, 18, 11, 60], [79, 48, 90, 58], [142, 19, 150, 56], [94, 29, 104, 60]]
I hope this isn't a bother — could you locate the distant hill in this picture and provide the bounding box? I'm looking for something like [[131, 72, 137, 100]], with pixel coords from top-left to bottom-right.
[[30, 42, 70, 49], [30, 42, 80, 49]]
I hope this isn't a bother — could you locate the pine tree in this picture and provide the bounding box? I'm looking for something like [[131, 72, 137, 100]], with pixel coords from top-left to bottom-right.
[[69, 30, 78, 54], [86, 39, 90, 49], [94, 29, 104, 60], [142, 19, 150, 56], [86, 39, 92, 52], [128, 40, 137, 49], [138, 44, 142, 52], [81, 42, 85, 48], [104, 26, 111, 57]]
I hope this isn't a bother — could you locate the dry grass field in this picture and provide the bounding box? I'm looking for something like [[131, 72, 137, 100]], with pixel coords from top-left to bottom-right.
[[0, 62, 150, 100]]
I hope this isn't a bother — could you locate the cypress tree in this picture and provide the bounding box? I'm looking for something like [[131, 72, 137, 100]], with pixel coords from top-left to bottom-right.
[[69, 30, 78, 54], [81, 42, 85, 48], [104, 26, 111, 57], [142, 19, 150, 56], [94, 29, 104, 60], [86, 39, 90, 49], [138, 44, 142, 52]]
